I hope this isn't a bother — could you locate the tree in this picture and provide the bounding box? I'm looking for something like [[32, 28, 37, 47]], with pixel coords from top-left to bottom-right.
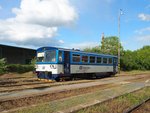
[[83, 36, 150, 71], [100, 36, 123, 56], [121, 46, 150, 70], [120, 50, 137, 71], [0, 58, 7, 75], [84, 46, 101, 53], [84, 36, 123, 56]]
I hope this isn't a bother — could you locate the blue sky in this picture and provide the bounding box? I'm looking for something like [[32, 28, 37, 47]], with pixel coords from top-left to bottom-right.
[[0, 0, 150, 50]]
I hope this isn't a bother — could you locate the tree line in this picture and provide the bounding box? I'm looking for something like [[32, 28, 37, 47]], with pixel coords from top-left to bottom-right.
[[84, 36, 150, 71]]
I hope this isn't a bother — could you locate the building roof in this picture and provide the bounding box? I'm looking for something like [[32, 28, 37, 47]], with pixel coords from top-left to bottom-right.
[[0, 44, 36, 51]]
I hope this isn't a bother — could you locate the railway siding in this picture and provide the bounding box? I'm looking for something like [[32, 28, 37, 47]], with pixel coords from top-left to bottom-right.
[[0, 74, 149, 96], [11, 82, 150, 113], [0, 76, 149, 113], [0, 74, 149, 113], [0, 74, 149, 101], [76, 87, 150, 113], [124, 97, 150, 113], [131, 100, 150, 113]]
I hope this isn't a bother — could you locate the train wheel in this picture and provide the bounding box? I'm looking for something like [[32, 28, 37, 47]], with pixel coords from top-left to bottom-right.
[[55, 77, 60, 82]]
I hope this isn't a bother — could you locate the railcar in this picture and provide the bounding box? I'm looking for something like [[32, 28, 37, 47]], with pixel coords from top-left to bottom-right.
[[35, 47, 118, 81]]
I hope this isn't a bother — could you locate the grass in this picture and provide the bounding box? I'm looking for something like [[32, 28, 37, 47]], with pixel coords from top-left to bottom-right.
[[17, 71, 36, 77], [0, 71, 36, 78], [77, 87, 150, 113], [11, 83, 149, 113], [14, 89, 107, 113], [133, 100, 150, 112], [1, 70, 149, 78], [117, 70, 150, 76]]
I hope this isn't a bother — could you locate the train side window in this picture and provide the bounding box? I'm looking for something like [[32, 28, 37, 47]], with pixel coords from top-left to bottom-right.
[[72, 54, 80, 62], [58, 51, 63, 62], [108, 58, 112, 64], [82, 55, 88, 63], [97, 57, 102, 63], [90, 56, 95, 63], [103, 58, 108, 64], [114, 58, 118, 64]]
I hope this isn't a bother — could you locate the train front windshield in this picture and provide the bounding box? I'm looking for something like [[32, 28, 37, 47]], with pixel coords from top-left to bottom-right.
[[37, 50, 56, 62]]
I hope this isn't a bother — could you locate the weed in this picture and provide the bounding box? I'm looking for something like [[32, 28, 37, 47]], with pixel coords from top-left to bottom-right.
[[77, 87, 150, 113]]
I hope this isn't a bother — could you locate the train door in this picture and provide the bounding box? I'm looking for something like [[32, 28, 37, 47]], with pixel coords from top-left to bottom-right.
[[113, 57, 117, 74], [64, 51, 70, 75]]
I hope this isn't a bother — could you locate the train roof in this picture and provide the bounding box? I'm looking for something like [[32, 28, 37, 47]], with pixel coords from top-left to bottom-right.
[[37, 46, 117, 58]]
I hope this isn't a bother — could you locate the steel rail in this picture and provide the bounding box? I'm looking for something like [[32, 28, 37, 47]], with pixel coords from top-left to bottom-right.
[[123, 97, 150, 113]]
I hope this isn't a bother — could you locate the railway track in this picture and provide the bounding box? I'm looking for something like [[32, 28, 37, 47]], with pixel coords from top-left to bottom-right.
[[72, 86, 150, 113], [0, 76, 149, 112], [0, 76, 29, 81], [0, 78, 39, 86], [124, 98, 150, 113], [0, 74, 149, 93], [0, 80, 50, 87], [0, 79, 95, 93], [0, 83, 118, 112], [0, 74, 149, 113]]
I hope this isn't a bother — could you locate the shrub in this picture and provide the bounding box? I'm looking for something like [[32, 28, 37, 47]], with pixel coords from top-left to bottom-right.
[[31, 57, 36, 66], [121, 46, 150, 71], [7, 64, 34, 73], [0, 58, 7, 75]]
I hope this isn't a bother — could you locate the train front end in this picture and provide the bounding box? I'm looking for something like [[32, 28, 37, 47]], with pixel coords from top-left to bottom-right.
[[35, 47, 62, 81]]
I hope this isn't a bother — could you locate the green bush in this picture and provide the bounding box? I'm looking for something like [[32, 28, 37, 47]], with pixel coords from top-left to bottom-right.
[[0, 58, 7, 75], [31, 57, 36, 66], [7, 64, 34, 73], [121, 46, 150, 71]]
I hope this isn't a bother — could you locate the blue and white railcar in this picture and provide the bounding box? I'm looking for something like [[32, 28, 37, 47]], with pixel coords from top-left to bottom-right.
[[35, 47, 118, 81]]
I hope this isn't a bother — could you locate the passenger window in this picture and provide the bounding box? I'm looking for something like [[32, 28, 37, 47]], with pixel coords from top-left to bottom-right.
[[97, 57, 102, 63], [114, 58, 118, 64], [108, 58, 112, 64], [82, 55, 88, 63], [58, 51, 63, 62], [72, 54, 80, 62], [90, 56, 95, 63], [103, 58, 108, 64]]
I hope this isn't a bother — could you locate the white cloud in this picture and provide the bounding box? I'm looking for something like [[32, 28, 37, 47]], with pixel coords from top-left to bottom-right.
[[134, 27, 150, 42], [0, 0, 78, 47], [59, 40, 64, 44], [0, 20, 57, 41], [12, 0, 77, 27], [69, 42, 99, 50], [137, 35, 150, 42], [135, 27, 150, 34], [138, 13, 150, 21]]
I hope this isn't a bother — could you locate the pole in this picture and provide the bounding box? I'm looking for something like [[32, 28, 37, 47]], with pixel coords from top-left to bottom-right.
[[118, 10, 121, 74]]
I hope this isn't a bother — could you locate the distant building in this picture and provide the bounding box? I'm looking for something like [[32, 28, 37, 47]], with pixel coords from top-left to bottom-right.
[[0, 44, 36, 64]]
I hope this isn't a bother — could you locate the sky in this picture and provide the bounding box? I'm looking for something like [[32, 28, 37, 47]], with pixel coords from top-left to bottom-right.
[[0, 0, 150, 50]]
